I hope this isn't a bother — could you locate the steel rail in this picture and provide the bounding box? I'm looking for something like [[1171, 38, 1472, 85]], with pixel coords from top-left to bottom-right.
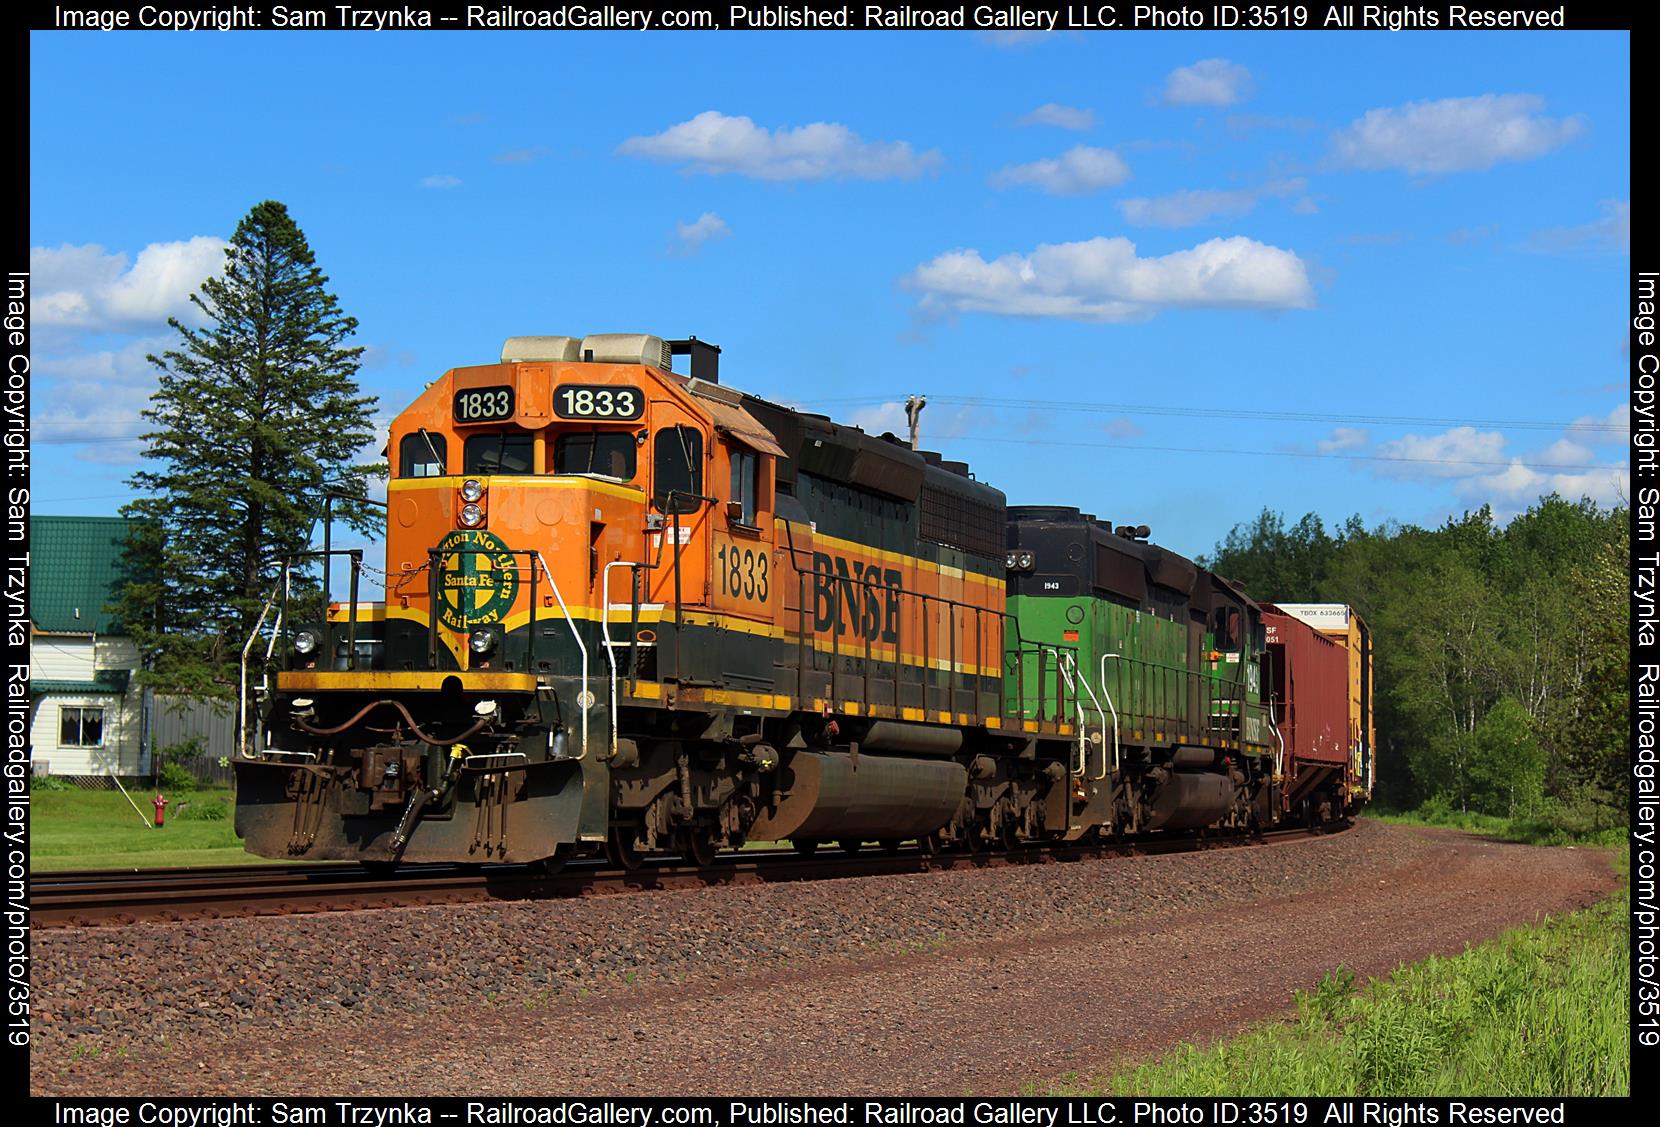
[[34, 822, 1350, 930]]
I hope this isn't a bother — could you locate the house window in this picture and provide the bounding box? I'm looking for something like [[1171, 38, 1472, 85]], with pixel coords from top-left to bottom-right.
[[59, 706, 105, 748]]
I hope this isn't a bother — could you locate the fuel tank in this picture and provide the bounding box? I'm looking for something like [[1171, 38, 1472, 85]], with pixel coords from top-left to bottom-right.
[[748, 750, 967, 842], [1143, 771, 1236, 832]]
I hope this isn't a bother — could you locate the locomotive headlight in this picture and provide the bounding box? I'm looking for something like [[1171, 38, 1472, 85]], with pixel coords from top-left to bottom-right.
[[460, 478, 485, 502], [469, 629, 497, 655], [1005, 552, 1019, 570], [1016, 551, 1035, 571], [459, 502, 483, 527], [293, 629, 320, 655]]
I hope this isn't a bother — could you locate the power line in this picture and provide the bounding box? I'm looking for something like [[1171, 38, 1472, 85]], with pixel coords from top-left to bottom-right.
[[794, 394, 1628, 433], [953, 434, 1625, 473]]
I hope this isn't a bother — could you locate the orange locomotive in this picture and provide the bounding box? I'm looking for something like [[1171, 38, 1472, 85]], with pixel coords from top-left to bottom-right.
[[236, 334, 1083, 868]]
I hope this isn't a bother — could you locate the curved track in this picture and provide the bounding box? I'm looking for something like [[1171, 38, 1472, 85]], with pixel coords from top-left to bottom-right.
[[34, 822, 1348, 929]]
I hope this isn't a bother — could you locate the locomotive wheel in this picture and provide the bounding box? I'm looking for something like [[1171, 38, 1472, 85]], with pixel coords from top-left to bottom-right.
[[606, 826, 644, 871], [963, 827, 988, 855], [917, 832, 942, 857], [791, 839, 820, 857], [999, 818, 1022, 852], [878, 839, 902, 855], [683, 828, 719, 868], [839, 839, 863, 856]]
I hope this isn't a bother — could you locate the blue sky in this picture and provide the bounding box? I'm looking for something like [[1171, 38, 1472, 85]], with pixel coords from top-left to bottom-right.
[[29, 29, 1630, 560]]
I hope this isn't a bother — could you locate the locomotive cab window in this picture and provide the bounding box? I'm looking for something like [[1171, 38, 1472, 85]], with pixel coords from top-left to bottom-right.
[[729, 447, 760, 527], [554, 432, 636, 481], [653, 426, 703, 513], [463, 431, 534, 475], [398, 432, 448, 478]]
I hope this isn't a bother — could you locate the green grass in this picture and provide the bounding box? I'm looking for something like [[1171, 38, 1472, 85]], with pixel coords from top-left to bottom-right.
[[1368, 803, 1626, 848], [1036, 859, 1629, 1098], [28, 786, 289, 870]]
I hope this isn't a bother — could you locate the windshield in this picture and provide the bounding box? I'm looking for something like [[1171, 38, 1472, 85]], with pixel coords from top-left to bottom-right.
[[554, 432, 637, 480], [463, 432, 534, 475]]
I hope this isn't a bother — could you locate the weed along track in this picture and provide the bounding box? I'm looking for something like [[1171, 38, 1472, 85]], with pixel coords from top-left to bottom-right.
[[30, 821, 1616, 1096]]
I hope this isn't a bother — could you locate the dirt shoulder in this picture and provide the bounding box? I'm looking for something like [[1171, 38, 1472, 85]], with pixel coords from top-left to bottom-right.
[[31, 821, 1616, 1096]]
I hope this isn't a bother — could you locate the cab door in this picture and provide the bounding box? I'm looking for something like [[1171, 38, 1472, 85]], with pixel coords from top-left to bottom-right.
[[709, 438, 777, 624], [644, 409, 711, 613]]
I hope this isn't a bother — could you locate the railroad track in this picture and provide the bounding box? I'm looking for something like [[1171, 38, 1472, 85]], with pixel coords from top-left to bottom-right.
[[33, 821, 1348, 929]]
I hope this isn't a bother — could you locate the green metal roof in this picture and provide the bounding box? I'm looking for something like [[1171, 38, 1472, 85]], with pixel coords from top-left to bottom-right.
[[30, 671, 133, 695], [30, 516, 140, 635]]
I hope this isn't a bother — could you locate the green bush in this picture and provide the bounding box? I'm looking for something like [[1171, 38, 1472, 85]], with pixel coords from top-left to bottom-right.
[[29, 773, 73, 792], [176, 798, 229, 821], [156, 761, 200, 793]]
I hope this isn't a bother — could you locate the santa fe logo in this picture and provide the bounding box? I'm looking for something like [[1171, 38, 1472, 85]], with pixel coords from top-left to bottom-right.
[[437, 529, 521, 631]]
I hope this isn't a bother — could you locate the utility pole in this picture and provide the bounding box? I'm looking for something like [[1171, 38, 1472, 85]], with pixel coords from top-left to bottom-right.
[[904, 394, 927, 451]]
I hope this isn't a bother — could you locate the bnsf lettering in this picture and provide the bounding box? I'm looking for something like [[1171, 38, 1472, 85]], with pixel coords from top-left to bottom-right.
[[812, 552, 901, 642]]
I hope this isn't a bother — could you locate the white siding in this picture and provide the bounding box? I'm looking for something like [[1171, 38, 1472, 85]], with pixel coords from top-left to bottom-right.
[[31, 636, 97, 682], [31, 631, 146, 777], [33, 693, 144, 775]]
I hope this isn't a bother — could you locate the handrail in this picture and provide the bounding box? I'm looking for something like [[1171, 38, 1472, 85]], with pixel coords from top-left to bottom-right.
[[1048, 648, 1090, 778], [600, 558, 655, 762], [1094, 653, 1124, 778], [1060, 651, 1110, 780], [237, 561, 290, 760], [1268, 701, 1285, 778], [531, 551, 590, 761]]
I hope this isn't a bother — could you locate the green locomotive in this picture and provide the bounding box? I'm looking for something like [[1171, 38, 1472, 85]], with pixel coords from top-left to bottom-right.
[[1004, 506, 1278, 839]]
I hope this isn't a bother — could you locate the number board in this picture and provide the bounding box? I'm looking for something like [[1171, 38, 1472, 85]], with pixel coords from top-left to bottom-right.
[[554, 384, 644, 421], [453, 386, 515, 424]]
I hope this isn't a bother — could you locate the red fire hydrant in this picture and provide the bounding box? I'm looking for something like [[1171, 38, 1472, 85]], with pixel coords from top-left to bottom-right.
[[153, 793, 168, 829]]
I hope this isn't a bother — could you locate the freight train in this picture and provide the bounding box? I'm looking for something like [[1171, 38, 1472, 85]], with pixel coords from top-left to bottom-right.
[[234, 334, 1374, 869]]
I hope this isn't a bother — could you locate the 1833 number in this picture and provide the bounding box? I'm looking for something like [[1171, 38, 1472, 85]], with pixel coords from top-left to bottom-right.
[[453, 386, 515, 423], [554, 384, 643, 420], [717, 543, 769, 603]]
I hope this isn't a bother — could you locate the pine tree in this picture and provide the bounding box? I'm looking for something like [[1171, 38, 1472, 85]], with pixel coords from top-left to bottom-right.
[[117, 200, 380, 696]]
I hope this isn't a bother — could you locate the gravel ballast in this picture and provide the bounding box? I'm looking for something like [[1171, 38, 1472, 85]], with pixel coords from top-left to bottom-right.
[[29, 820, 1616, 1095]]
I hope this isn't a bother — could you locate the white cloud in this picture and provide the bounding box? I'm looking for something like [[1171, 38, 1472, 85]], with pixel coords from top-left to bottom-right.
[[1119, 180, 1306, 228], [1373, 427, 1506, 479], [31, 238, 226, 330], [618, 111, 941, 181], [673, 212, 732, 254], [1162, 59, 1253, 107], [1566, 403, 1630, 445], [843, 400, 975, 443], [1017, 103, 1095, 130], [978, 30, 1054, 47], [421, 175, 462, 188], [905, 235, 1315, 323], [1332, 94, 1584, 174], [1527, 199, 1630, 255], [990, 145, 1130, 196], [1465, 459, 1629, 509], [1318, 426, 1369, 453], [494, 146, 550, 165], [846, 401, 909, 435]]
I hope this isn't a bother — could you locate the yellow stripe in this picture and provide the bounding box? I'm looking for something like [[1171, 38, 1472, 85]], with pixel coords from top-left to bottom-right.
[[793, 526, 1003, 590], [276, 671, 538, 692], [389, 475, 646, 503]]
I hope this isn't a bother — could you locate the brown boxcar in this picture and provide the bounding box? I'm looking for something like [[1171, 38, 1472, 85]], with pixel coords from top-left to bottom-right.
[[1262, 605, 1352, 823]]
